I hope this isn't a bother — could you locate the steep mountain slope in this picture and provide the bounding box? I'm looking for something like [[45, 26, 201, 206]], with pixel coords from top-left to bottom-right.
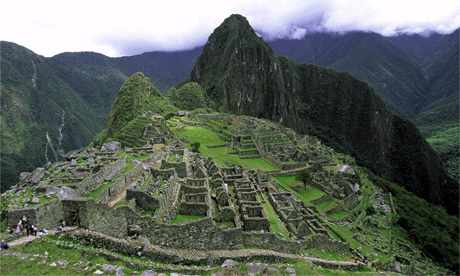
[[270, 32, 429, 118], [0, 42, 197, 192], [187, 14, 299, 130], [1, 42, 115, 192], [185, 14, 457, 214], [113, 48, 202, 93], [269, 30, 459, 180]]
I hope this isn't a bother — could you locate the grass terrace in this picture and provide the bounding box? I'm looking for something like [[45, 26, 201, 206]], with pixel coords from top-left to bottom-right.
[[170, 125, 278, 171], [171, 214, 206, 224], [273, 176, 326, 205]]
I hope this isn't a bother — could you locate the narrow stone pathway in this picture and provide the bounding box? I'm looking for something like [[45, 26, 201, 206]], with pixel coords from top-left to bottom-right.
[[7, 226, 78, 247]]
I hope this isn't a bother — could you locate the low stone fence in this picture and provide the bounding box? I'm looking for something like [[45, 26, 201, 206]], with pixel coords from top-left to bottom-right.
[[206, 144, 226, 148], [98, 162, 144, 203], [180, 120, 203, 127], [242, 232, 300, 254], [300, 234, 350, 254], [309, 258, 361, 271], [281, 162, 307, 171]]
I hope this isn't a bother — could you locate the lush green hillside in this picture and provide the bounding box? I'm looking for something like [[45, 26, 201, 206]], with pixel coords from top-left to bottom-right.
[[413, 100, 459, 180], [0, 42, 197, 192], [1, 42, 114, 192], [270, 32, 429, 118], [269, 29, 460, 181]]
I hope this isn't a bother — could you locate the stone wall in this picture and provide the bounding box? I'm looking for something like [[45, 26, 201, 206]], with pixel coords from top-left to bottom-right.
[[300, 234, 350, 254], [98, 163, 144, 203], [86, 199, 138, 238], [242, 232, 300, 254], [138, 217, 244, 250], [7, 207, 38, 228], [126, 189, 160, 212], [61, 198, 90, 227], [310, 194, 332, 205], [326, 193, 359, 215], [75, 157, 126, 194], [220, 206, 236, 222], [281, 162, 307, 171], [180, 202, 208, 216], [36, 198, 64, 229], [264, 152, 283, 169], [161, 162, 188, 178]]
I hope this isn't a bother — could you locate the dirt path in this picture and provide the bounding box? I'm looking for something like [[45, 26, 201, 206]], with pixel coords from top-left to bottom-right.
[[107, 175, 142, 208]]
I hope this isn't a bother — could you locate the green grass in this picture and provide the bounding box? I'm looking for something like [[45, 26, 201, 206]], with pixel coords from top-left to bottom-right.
[[315, 199, 336, 213], [167, 154, 183, 163], [273, 176, 326, 204], [171, 214, 205, 224], [142, 210, 156, 217], [327, 210, 350, 220], [170, 124, 278, 171], [0, 238, 136, 275], [261, 194, 291, 238], [87, 181, 112, 198]]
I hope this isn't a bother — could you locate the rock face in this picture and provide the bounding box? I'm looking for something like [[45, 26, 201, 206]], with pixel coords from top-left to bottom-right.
[[186, 14, 455, 213], [188, 14, 300, 131]]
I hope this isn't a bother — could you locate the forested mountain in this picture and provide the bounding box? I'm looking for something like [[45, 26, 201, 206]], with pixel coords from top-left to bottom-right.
[[269, 29, 459, 180], [1, 19, 457, 213]]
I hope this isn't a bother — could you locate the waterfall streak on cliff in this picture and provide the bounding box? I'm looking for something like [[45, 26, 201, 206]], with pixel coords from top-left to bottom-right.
[[45, 131, 58, 163], [31, 60, 37, 88], [58, 108, 65, 155]]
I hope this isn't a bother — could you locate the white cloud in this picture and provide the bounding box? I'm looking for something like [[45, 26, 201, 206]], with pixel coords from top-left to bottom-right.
[[1, 0, 459, 57]]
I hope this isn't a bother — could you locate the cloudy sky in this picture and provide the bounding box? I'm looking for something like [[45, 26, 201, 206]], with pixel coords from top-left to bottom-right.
[[1, 0, 459, 57]]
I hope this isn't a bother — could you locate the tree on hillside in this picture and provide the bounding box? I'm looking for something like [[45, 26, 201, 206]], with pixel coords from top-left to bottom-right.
[[191, 142, 201, 153], [296, 170, 312, 188], [166, 82, 207, 111]]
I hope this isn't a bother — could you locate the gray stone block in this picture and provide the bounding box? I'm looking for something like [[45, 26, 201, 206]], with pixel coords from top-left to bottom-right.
[[247, 263, 268, 274]]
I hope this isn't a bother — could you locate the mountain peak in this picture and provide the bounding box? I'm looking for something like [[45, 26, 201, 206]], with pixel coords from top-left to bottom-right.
[[219, 14, 254, 32], [186, 14, 299, 128]]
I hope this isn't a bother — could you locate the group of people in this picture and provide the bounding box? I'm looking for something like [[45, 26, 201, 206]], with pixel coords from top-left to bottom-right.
[[5, 216, 38, 237], [161, 242, 170, 249], [5, 216, 69, 237]]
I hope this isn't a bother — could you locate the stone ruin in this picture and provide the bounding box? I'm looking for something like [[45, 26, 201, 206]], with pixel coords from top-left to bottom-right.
[[2, 112, 353, 256]]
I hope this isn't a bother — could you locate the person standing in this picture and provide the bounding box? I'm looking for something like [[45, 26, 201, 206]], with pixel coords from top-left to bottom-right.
[[1, 240, 9, 250]]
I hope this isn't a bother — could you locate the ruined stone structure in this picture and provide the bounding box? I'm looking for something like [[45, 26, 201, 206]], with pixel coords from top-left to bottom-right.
[[2, 112, 354, 257]]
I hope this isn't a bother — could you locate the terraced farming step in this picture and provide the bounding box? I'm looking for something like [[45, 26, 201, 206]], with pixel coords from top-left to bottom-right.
[[237, 148, 259, 156], [240, 143, 256, 149], [239, 154, 261, 159]]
